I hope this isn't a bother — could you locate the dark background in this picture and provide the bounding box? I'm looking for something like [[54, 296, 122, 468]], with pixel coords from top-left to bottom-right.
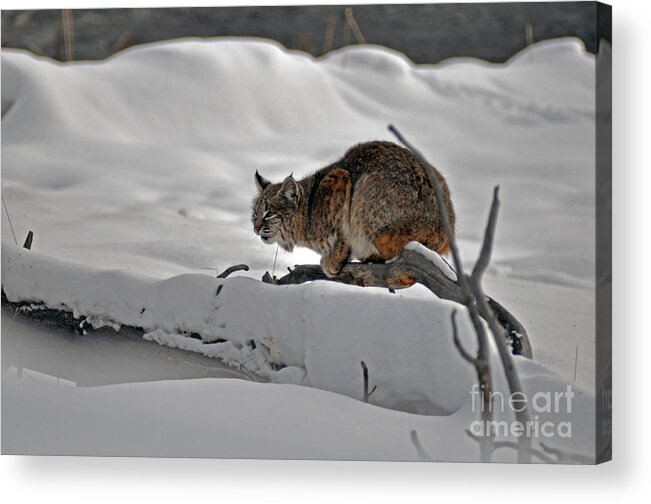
[[1, 2, 600, 64]]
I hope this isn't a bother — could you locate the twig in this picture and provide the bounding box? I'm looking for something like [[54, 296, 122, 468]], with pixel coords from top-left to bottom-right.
[[216, 264, 249, 279], [540, 441, 593, 464], [573, 345, 579, 382], [261, 271, 278, 285], [344, 8, 367, 44], [472, 186, 533, 462], [389, 124, 531, 462], [451, 309, 475, 364], [525, 23, 534, 47], [466, 430, 552, 463], [272, 243, 280, 278], [23, 231, 33, 250], [465, 184, 532, 463], [389, 125, 463, 278], [322, 15, 336, 54], [114, 32, 131, 53], [27, 41, 47, 57], [465, 431, 592, 464], [1, 195, 18, 245], [13, 10, 35, 32], [2, 10, 36, 45], [298, 33, 314, 54], [342, 10, 351, 47], [2, 10, 35, 41], [61, 9, 74, 62], [466, 189, 531, 461], [410, 430, 434, 461], [360, 361, 377, 402], [471, 186, 500, 281], [389, 123, 493, 429]]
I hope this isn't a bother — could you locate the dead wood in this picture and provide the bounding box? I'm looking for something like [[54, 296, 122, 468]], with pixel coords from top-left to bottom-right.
[[217, 264, 250, 279], [389, 124, 531, 462], [264, 250, 531, 358], [360, 360, 377, 403]]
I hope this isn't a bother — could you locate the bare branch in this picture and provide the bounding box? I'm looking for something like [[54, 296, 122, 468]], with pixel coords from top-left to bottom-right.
[[344, 8, 367, 44], [465, 431, 592, 464], [464, 187, 530, 426], [216, 264, 250, 279], [23, 230, 34, 250], [388, 125, 536, 463], [388, 124, 465, 281], [472, 280, 531, 463], [410, 430, 434, 461], [360, 360, 376, 402], [261, 271, 278, 284], [1, 195, 18, 246], [272, 252, 530, 358], [322, 15, 336, 54], [541, 442, 593, 464], [471, 185, 500, 282], [465, 430, 554, 463], [451, 309, 476, 364]]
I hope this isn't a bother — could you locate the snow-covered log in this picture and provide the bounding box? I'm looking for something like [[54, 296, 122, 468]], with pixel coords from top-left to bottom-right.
[[264, 245, 532, 358]]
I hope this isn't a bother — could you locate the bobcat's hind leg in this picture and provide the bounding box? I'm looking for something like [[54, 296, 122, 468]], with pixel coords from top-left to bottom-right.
[[373, 228, 448, 260], [321, 238, 351, 278]]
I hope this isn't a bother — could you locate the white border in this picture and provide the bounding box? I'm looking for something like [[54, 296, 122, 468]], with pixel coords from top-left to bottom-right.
[[1, 0, 649, 502]]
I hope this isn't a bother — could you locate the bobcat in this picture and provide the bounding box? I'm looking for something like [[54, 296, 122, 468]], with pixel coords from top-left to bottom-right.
[[252, 141, 455, 277]]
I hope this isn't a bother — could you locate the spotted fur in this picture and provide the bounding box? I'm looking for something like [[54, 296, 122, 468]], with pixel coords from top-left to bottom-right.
[[252, 141, 455, 277]]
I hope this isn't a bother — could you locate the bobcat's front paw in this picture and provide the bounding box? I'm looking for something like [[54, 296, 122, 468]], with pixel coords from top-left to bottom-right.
[[321, 255, 345, 278]]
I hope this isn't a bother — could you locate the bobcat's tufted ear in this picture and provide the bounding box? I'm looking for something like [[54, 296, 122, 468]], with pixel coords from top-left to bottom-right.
[[255, 170, 271, 192], [280, 175, 300, 204]]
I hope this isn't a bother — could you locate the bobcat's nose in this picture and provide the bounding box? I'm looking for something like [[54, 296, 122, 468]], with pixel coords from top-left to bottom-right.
[[253, 221, 264, 234]]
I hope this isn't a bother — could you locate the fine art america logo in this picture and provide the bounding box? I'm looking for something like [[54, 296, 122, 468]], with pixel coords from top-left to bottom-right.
[[469, 385, 574, 439]]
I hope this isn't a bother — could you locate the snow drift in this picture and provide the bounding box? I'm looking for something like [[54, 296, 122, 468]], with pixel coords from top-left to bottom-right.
[[1, 37, 595, 285], [2, 242, 596, 460], [2, 243, 479, 415]]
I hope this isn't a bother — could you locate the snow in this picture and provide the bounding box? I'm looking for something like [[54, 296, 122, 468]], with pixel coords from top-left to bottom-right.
[[1, 37, 595, 285], [1, 36, 598, 461], [405, 241, 457, 280], [2, 243, 480, 415], [2, 314, 595, 461]]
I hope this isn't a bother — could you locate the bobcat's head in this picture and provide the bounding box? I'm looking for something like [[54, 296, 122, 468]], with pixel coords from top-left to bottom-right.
[[252, 171, 302, 252]]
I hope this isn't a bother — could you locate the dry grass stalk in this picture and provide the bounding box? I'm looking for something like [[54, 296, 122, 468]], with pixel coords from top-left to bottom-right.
[[344, 8, 367, 44], [1, 195, 18, 246], [61, 9, 74, 61], [114, 32, 132, 53], [322, 15, 336, 54]]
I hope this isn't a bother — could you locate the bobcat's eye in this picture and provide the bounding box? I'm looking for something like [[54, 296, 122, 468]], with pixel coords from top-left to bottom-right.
[[264, 213, 277, 222]]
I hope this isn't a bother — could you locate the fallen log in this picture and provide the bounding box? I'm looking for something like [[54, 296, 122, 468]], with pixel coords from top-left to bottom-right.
[[262, 250, 531, 358]]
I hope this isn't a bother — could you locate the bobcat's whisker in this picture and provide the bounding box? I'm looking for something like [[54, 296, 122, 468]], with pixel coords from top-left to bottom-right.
[[272, 243, 280, 278]]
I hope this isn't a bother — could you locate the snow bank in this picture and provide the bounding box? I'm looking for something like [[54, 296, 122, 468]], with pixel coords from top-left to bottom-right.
[[2, 243, 596, 461], [1, 37, 595, 286], [1, 37, 598, 387], [2, 243, 480, 415], [1, 366, 594, 462]]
